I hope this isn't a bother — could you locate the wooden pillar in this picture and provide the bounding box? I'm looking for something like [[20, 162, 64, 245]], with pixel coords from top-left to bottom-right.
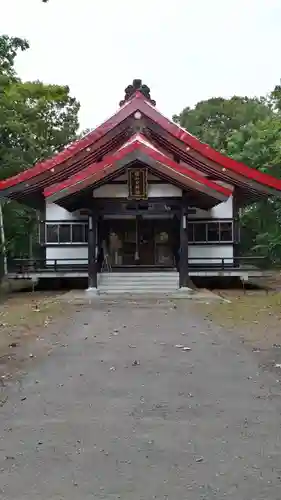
[[97, 215, 103, 271], [233, 190, 240, 268], [88, 211, 97, 289], [135, 214, 141, 263], [38, 200, 46, 268], [179, 195, 189, 288]]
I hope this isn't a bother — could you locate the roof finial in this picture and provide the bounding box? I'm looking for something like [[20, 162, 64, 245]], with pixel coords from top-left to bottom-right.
[[119, 79, 156, 107]]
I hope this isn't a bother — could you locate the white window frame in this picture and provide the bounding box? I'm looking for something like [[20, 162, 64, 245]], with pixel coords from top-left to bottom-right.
[[188, 220, 233, 243], [45, 222, 89, 245]]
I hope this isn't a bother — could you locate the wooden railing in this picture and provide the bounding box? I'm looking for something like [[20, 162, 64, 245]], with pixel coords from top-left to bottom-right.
[[7, 256, 268, 276], [8, 258, 89, 274], [187, 256, 268, 270]]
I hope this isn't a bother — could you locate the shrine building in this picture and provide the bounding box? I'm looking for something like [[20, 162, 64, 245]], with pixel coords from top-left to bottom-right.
[[1, 80, 281, 294]]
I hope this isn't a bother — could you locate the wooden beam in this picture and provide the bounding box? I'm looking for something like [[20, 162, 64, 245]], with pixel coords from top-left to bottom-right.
[[88, 211, 97, 289], [38, 200, 46, 266], [233, 189, 240, 267], [179, 193, 189, 287]]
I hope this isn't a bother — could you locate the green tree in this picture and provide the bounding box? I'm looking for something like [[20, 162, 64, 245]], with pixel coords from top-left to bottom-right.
[[174, 92, 281, 265], [173, 96, 272, 151], [226, 112, 281, 263], [0, 35, 80, 270]]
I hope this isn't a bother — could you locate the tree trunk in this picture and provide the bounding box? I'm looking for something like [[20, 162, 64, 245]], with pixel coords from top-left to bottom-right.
[[0, 202, 7, 277]]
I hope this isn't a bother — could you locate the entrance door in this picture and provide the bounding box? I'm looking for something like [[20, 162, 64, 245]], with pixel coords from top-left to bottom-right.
[[105, 217, 178, 268], [138, 218, 176, 267], [139, 218, 155, 265], [154, 219, 176, 267]]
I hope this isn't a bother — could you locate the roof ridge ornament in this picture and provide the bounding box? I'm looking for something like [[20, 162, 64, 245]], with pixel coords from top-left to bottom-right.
[[119, 79, 156, 107]]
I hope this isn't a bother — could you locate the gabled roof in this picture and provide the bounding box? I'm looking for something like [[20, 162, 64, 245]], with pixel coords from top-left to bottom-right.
[[1, 83, 281, 204], [44, 134, 232, 210]]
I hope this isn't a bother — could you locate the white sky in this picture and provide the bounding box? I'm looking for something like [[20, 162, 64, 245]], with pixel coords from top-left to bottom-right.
[[1, 0, 281, 131]]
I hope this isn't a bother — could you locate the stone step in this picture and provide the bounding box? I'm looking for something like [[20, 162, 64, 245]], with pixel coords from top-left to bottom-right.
[[98, 273, 179, 278], [99, 273, 179, 278], [98, 283, 178, 290], [98, 288, 177, 296], [98, 272, 180, 294], [99, 279, 180, 285]]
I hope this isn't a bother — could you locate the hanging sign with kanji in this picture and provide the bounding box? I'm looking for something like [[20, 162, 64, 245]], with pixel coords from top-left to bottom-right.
[[127, 168, 148, 200]]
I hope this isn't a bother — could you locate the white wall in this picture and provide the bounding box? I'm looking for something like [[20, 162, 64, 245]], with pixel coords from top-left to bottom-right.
[[45, 243, 233, 266], [189, 245, 233, 265], [190, 195, 233, 220], [46, 202, 87, 221], [46, 246, 88, 265], [93, 183, 182, 198], [45, 202, 88, 265]]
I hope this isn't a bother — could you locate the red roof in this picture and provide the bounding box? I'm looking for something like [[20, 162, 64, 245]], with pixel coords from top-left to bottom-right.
[[45, 134, 231, 206], [1, 89, 281, 196]]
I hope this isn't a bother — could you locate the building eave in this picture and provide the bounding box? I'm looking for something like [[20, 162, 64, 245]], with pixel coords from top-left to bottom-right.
[[1, 89, 281, 202], [0, 126, 133, 207], [143, 125, 281, 199], [44, 139, 231, 210]]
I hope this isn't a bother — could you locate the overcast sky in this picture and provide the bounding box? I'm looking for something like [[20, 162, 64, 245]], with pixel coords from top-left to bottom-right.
[[1, 0, 281, 130]]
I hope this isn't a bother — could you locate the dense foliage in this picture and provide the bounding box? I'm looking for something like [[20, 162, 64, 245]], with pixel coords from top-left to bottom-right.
[[1, 29, 281, 272], [0, 35, 80, 269], [174, 90, 281, 264]]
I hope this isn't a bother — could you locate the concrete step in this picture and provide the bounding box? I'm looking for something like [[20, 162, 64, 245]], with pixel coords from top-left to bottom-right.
[[98, 273, 179, 279], [100, 286, 180, 290], [99, 275, 179, 279], [98, 288, 177, 296], [98, 271, 177, 275], [99, 277, 179, 281], [99, 281, 179, 285], [99, 280, 180, 286], [98, 272, 180, 294], [98, 272, 179, 277], [99, 286, 179, 292], [98, 276, 179, 283]]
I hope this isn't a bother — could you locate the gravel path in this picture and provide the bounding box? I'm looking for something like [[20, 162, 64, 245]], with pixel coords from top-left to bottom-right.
[[1, 297, 281, 499]]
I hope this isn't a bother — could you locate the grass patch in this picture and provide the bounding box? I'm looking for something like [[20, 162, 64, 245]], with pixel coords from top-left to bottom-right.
[[0, 292, 73, 382], [0, 292, 65, 338], [196, 290, 281, 349]]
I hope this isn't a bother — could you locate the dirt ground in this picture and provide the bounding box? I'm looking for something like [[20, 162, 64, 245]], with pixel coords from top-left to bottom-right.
[[1, 296, 281, 498], [194, 288, 281, 376], [1, 287, 281, 386], [0, 292, 79, 391], [1, 291, 281, 497]]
